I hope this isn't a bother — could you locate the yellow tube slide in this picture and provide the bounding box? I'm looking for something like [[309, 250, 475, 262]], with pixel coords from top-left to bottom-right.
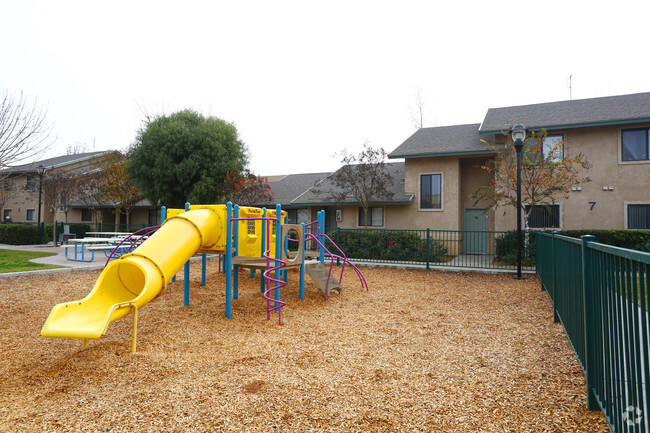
[[41, 208, 222, 340]]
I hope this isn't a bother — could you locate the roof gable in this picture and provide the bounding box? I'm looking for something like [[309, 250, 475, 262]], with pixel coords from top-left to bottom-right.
[[1, 151, 112, 174], [479, 92, 650, 133], [388, 124, 490, 159], [294, 161, 413, 205], [259, 172, 332, 206]]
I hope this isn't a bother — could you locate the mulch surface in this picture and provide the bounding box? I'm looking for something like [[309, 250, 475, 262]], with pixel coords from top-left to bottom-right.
[[0, 260, 610, 432]]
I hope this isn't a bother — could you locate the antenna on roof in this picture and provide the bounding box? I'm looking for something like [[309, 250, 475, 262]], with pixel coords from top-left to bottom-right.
[[568, 74, 573, 100]]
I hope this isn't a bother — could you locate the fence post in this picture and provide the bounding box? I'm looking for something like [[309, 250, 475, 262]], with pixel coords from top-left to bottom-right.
[[581, 234, 599, 411], [426, 229, 430, 271], [551, 231, 560, 323]]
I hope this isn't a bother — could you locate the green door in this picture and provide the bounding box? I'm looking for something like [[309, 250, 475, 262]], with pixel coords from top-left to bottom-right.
[[463, 208, 488, 254]]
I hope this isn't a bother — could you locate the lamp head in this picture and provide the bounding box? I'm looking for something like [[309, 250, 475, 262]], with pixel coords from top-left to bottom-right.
[[511, 124, 527, 143], [37, 163, 46, 177]]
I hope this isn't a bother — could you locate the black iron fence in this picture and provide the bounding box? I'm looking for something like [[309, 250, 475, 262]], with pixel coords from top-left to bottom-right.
[[323, 228, 535, 271]]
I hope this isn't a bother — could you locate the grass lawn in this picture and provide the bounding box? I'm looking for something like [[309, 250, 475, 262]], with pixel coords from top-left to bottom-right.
[[0, 249, 64, 273]]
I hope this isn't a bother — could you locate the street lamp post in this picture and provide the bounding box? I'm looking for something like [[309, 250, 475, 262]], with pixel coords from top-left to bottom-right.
[[511, 124, 526, 280], [37, 163, 46, 243]]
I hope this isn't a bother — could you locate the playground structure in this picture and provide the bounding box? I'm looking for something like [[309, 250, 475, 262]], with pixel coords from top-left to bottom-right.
[[41, 202, 368, 352]]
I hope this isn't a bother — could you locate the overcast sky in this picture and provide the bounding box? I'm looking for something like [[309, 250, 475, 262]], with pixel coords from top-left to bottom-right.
[[2, 0, 649, 175]]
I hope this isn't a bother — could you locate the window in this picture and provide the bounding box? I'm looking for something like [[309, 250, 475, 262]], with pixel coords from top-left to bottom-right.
[[26, 175, 39, 191], [525, 205, 560, 228], [286, 209, 309, 225], [81, 208, 93, 222], [420, 174, 442, 209], [2, 178, 13, 192], [3, 209, 12, 222], [26, 209, 36, 221], [358, 207, 383, 227], [148, 208, 161, 225], [542, 134, 564, 162], [628, 204, 650, 229], [622, 128, 650, 161]]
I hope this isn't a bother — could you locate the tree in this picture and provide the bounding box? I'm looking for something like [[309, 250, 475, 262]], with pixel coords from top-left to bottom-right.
[[316, 142, 394, 228], [42, 171, 79, 223], [0, 90, 53, 170], [76, 170, 109, 225], [97, 152, 141, 225], [410, 86, 427, 129], [126, 109, 247, 208], [223, 170, 273, 205], [470, 129, 591, 229]]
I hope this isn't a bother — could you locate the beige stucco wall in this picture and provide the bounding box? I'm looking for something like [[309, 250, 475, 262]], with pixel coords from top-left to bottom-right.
[[1, 155, 154, 228], [495, 122, 650, 231]]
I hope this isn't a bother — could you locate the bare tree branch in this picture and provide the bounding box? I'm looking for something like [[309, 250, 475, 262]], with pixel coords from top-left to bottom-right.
[[0, 89, 54, 170]]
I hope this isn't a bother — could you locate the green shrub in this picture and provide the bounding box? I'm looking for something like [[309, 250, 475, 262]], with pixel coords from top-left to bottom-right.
[[0, 223, 40, 245], [560, 229, 650, 252], [495, 231, 537, 266], [0, 222, 93, 245], [496, 229, 650, 266], [329, 229, 448, 263]]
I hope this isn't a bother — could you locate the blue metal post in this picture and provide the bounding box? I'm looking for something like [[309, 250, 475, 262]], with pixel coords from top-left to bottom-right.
[[299, 223, 305, 300], [318, 210, 325, 265], [225, 202, 233, 318], [275, 204, 282, 305], [183, 202, 190, 306], [201, 253, 207, 287], [233, 205, 239, 300]]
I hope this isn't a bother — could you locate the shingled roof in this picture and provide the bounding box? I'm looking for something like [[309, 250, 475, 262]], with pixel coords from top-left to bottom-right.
[[255, 172, 332, 207], [1, 151, 111, 174], [479, 92, 650, 134], [294, 161, 413, 206], [388, 124, 491, 159]]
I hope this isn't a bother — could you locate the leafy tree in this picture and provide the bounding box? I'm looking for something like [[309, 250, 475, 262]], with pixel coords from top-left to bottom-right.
[[223, 170, 273, 206], [97, 152, 141, 224], [471, 129, 591, 229], [126, 109, 247, 208], [316, 142, 394, 228]]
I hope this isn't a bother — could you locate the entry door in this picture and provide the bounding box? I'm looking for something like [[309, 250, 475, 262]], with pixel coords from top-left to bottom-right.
[[463, 208, 488, 254]]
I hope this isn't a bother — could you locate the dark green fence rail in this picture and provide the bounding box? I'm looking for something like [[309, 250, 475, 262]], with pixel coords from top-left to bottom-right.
[[537, 232, 649, 433], [323, 228, 536, 271]]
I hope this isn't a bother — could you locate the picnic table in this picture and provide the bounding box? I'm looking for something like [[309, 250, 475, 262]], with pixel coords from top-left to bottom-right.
[[62, 230, 155, 263], [85, 232, 132, 238], [62, 237, 124, 262]]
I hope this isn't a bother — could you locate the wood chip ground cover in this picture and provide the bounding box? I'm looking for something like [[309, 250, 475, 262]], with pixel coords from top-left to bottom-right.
[[0, 261, 610, 432]]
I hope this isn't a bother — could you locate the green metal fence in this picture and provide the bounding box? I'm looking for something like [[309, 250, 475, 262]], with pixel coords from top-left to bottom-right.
[[323, 228, 535, 271], [537, 232, 649, 433]]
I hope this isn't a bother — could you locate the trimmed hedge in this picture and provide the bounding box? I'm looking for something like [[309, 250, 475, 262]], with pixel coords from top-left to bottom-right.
[[495, 229, 650, 266], [0, 222, 92, 245], [560, 229, 650, 252], [0, 223, 41, 245], [329, 229, 448, 263]]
